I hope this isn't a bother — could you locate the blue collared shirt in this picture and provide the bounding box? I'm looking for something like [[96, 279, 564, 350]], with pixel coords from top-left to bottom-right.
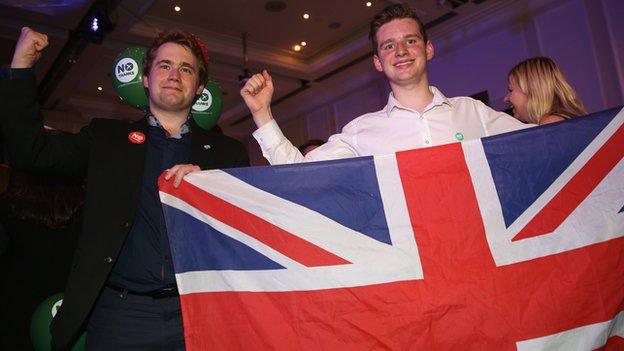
[[108, 114, 192, 292]]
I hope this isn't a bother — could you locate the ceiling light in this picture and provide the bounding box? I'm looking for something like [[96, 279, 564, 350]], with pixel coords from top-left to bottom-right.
[[293, 45, 301, 52], [366, 1, 372, 7], [97, 86, 103, 91], [301, 41, 307, 46], [303, 13, 310, 19], [174, 5, 181, 12]]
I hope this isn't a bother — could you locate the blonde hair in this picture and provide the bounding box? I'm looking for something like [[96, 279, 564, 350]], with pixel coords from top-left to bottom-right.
[[508, 57, 586, 124]]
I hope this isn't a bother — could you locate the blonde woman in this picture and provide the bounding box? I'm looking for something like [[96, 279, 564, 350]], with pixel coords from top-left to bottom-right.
[[505, 57, 586, 125]]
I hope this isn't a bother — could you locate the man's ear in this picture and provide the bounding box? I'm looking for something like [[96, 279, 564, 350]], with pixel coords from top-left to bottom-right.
[[425, 40, 434, 61], [143, 74, 149, 88], [373, 55, 383, 72], [195, 84, 204, 95]]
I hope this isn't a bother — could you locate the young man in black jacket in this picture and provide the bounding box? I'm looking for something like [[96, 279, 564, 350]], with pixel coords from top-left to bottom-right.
[[1, 27, 249, 350]]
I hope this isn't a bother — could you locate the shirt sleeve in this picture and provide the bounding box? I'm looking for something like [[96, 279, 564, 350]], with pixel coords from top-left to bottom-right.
[[478, 101, 536, 136], [252, 119, 359, 165]]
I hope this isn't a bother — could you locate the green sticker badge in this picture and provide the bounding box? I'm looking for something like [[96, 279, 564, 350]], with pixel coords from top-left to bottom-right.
[[455, 132, 464, 141]]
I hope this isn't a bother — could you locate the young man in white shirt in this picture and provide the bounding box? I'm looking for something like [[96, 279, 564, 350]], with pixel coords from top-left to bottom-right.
[[241, 4, 533, 165]]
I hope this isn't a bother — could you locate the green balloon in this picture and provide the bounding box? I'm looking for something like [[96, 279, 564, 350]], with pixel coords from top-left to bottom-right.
[[192, 80, 223, 130], [112, 46, 149, 110], [30, 293, 86, 351]]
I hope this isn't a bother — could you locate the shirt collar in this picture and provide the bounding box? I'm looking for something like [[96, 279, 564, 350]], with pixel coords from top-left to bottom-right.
[[147, 113, 191, 139], [385, 86, 453, 116]]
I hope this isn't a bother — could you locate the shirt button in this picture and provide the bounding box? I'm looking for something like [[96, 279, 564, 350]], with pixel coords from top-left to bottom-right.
[[104, 257, 113, 263], [425, 140, 430, 144]]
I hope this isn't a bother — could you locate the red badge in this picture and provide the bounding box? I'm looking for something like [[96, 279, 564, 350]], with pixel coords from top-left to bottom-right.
[[128, 131, 146, 144]]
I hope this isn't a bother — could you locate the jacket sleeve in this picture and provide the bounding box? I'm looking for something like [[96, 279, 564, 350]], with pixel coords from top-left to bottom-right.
[[0, 74, 91, 179]]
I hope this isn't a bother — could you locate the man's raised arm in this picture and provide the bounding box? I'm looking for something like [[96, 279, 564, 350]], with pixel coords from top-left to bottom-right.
[[1, 27, 90, 178], [240, 70, 358, 164]]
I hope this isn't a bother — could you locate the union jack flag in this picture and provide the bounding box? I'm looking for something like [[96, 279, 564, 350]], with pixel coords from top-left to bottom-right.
[[159, 107, 624, 350]]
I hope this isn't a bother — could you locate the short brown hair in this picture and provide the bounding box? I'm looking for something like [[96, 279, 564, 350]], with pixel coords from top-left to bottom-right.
[[369, 4, 427, 55], [143, 29, 209, 86]]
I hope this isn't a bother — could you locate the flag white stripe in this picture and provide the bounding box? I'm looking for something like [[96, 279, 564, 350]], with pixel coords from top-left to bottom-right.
[[160, 159, 424, 292], [516, 310, 624, 350], [464, 108, 624, 266]]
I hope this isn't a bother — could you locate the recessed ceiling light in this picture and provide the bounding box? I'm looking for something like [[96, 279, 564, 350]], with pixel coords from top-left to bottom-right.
[[303, 13, 310, 19], [174, 5, 181, 12], [293, 44, 301, 52], [301, 41, 307, 46], [97, 86, 103, 91], [366, 1, 372, 7]]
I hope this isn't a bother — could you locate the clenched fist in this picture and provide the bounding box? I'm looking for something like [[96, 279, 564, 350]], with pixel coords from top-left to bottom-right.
[[240, 70, 275, 128], [11, 27, 49, 69]]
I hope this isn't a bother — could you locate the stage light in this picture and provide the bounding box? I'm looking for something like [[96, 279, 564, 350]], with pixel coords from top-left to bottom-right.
[[303, 13, 310, 19], [75, 2, 114, 44], [301, 41, 307, 46], [91, 17, 99, 32]]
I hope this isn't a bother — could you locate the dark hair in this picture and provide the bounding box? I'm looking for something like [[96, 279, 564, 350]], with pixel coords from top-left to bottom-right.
[[4, 170, 84, 229], [298, 139, 325, 155], [143, 29, 209, 86], [369, 4, 428, 55]]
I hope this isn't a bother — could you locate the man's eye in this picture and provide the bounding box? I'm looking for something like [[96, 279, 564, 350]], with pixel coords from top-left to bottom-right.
[[159, 64, 170, 70], [180, 67, 193, 74], [382, 43, 394, 50], [407, 38, 417, 44]]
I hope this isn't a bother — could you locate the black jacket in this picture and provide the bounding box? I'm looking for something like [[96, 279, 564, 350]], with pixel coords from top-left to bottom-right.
[[0, 75, 249, 349]]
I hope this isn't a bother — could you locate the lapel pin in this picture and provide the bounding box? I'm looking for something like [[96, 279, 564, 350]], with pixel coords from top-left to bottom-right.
[[128, 131, 146, 144]]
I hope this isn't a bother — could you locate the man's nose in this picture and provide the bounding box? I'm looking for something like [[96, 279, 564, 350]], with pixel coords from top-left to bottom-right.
[[395, 41, 407, 56], [168, 68, 181, 80]]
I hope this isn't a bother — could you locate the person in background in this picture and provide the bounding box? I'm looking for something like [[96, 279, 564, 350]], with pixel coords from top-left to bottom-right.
[[505, 56, 586, 125], [298, 139, 326, 156]]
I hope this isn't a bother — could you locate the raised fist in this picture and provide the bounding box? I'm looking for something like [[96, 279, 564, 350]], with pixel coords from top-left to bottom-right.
[[11, 27, 49, 69], [240, 70, 275, 127]]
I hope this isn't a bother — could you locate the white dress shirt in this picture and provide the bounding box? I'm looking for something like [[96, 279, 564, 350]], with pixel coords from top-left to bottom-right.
[[253, 86, 534, 164]]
